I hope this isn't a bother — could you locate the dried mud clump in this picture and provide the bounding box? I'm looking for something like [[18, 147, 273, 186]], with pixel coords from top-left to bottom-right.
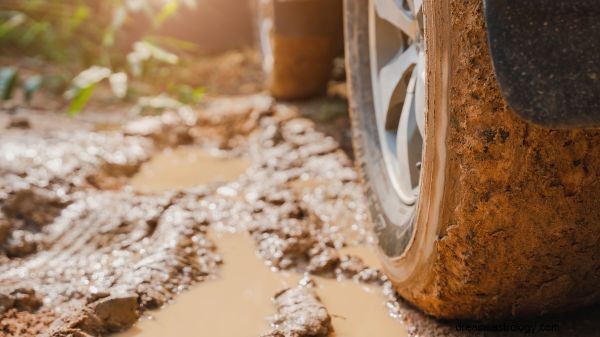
[[263, 279, 332, 337], [46, 295, 139, 336], [0, 288, 42, 315]]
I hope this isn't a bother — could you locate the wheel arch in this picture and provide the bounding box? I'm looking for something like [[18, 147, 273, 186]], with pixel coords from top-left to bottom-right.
[[484, 0, 600, 128]]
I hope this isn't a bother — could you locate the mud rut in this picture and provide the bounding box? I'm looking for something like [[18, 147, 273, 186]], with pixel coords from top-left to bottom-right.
[[1, 95, 599, 337]]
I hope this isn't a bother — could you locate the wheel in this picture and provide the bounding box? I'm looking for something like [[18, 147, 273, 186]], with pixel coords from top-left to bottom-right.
[[345, 0, 600, 319], [256, 0, 339, 100]]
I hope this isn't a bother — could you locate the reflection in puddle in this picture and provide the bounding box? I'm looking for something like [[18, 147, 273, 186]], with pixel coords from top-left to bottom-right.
[[115, 232, 407, 337], [130, 147, 251, 193]]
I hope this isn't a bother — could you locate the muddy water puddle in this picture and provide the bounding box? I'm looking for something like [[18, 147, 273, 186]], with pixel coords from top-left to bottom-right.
[[130, 146, 251, 193], [116, 232, 407, 337], [120, 142, 405, 336]]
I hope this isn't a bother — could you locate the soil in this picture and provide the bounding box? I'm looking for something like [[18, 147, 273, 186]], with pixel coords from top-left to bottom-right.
[[425, 0, 600, 319], [2, 48, 600, 337], [262, 279, 333, 337], [0, 90, 374, 337]]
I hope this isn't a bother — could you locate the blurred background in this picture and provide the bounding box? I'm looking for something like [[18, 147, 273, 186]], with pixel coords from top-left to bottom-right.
[[0, 0, 263, 115]]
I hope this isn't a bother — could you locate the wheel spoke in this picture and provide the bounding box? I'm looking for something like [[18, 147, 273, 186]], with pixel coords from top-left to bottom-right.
[[373, 0, 417, 39], [369, 0, 425, 203], [408, 0, 423, 17], [378, 44, 418, 125], [396, 70, 421, 194], [414, 53, 426, 136]]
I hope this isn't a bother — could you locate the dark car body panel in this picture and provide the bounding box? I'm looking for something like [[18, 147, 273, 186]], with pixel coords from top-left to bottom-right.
[[484, 0, 600, 128]]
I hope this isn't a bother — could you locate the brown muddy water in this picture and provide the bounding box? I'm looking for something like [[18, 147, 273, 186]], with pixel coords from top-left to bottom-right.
[[119, 149, 406, 337], [115, 231, 406, 337], [130, 146, 251, 193]]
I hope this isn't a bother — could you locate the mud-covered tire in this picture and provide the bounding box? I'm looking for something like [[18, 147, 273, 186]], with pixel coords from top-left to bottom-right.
[[345, 0, 600, 319], [257, 0, 337, 100], [268, 35, 333, 99]]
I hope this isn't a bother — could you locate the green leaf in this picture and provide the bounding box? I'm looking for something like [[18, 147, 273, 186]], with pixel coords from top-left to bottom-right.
[[174, 84, 205, 105], [72, 5, 91, 28], [0, 11, 26, 40], [0, 67, 18, 100], [192, 87, 206, 100], [23, 75, 43, 103], [154, 0, 179, 26], [67, 84, 96, 116], [20, 21, 48, 46]]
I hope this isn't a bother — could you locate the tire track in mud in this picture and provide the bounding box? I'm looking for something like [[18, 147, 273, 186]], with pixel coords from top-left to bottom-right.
[[0, 96, 377, 337]]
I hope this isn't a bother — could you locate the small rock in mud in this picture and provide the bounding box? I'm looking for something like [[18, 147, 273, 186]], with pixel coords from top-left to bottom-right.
[[0, 288, 42, 314], [48, 295, 139, 336], [263, 280, 332, 337]]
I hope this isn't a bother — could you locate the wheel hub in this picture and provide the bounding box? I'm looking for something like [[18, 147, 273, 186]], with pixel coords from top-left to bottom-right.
[[369, 0, 426, 205]]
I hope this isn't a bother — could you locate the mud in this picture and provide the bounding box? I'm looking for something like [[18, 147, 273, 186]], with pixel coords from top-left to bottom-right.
[[416, 0, 600, 319], [130, 147, 251, 193], [0, 94, 377, 336], [115, 232, 405, 337], [3, 61, 600, 337], [263, 280, 333, 337]]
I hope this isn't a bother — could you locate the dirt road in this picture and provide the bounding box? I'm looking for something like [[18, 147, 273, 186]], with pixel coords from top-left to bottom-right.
[[1, 59, 600, 336]]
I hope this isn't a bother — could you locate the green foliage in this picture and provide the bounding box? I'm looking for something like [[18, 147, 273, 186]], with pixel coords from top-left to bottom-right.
[[174, 84, 205, 105], [0, 0, 204, 114], [67, 83, 96, 116], [0, 67, 18, 100], [65, 66, 111, 115], [0, 67, 45, 104]]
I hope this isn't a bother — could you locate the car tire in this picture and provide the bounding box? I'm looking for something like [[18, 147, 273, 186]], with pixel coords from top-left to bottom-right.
[[256, 0, 337, 100], [345, 0, 600, 319]]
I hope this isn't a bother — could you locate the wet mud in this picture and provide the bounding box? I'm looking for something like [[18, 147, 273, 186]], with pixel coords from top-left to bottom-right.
[[130, 147, 251, 193], [0, 95, 393, 337], [114, 230, 407, 337], [2, 87, 600, 337], [263, 280, 333, 337]]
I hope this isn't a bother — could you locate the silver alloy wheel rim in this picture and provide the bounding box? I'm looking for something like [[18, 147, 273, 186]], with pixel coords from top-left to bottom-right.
[[369, 0, 425, 205]]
